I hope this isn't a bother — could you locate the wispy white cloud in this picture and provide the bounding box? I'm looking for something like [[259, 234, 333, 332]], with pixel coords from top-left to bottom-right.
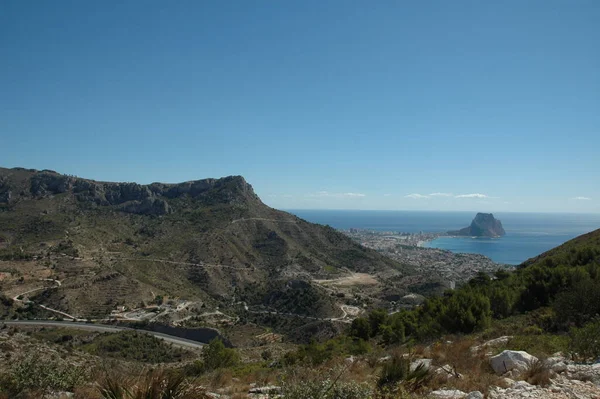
[[429, 192, 453, 197], [383, 193, 392, 197], [308, 191, 366, 198], [344, 192, 366, 197], [455, 193, 489, 199], [571, 196, 592, 201], [405, 193, 430, 199]]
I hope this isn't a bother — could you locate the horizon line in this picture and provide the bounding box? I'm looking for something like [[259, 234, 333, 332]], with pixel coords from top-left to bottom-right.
[[280, 208, 600, 215]]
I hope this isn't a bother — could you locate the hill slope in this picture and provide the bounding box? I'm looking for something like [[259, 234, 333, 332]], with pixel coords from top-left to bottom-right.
[[0, 167, 409, 320], [352, 227, 600, 344]]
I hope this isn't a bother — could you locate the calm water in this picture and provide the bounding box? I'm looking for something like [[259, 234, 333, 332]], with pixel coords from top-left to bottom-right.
[[287, 210, 600, 265]]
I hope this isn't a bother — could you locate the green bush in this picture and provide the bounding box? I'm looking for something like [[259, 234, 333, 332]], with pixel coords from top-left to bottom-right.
[[0, 354, 88, 396], [83, 331, 189, 363], [201, 338, 240, 372], [570, 318, 600, 361], [505, 334, 570, 357], [282, 336, 372, 366], [349, 317, 371, 340]]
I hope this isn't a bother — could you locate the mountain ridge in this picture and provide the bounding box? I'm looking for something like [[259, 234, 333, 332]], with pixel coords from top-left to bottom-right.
[[0, 167, 411, 323], [0, 167, 260, 216]]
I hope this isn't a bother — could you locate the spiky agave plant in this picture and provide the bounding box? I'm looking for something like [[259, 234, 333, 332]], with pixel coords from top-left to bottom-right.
[[97, 368, 209, 399], [377, 353, 431, 392]]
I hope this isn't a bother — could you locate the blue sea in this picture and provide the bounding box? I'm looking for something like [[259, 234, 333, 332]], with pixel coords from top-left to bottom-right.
[[287, 210, 600, 265]]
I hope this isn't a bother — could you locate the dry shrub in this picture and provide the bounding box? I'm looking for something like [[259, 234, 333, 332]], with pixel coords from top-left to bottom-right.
[[425, 337, 503, 393], [523, 359, 553, 387], [74, 384, 103, 399], [344, 358, 375, 385], [208, 368, 233, 389], [411, 344, 427, 358], [239, 366, 276, 386]]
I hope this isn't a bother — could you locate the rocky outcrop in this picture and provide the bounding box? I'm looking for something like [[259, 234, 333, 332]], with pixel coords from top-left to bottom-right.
[[0, 168, 259, 215], [429, 389, 467, 399], [490, 350, 538, 375], [449, 213, 506, 237], [488, 375, 600, 398]]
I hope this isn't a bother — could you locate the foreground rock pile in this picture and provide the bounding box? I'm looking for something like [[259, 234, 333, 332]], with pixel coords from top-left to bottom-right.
[[433, 347, 600, 399]]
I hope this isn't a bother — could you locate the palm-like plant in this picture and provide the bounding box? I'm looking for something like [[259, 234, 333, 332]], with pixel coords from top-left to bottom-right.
[[97, 369, 208, 399]]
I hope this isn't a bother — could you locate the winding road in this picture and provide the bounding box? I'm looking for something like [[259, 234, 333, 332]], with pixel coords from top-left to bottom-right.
[[1, 320, 205, 349]]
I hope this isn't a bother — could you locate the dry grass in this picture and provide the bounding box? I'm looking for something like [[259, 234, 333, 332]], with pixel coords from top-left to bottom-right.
[[419, 336, 504, 393], [522, 359, 553, 387]]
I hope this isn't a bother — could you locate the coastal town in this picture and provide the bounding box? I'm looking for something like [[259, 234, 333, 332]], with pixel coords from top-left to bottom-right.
[[342, 229, 509, 285]]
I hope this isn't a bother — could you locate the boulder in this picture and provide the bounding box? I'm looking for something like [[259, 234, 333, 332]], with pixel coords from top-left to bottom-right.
[[429, 389, 466, 398], [545, 356, 569, 373], [565, 362, 600, 384], [465, 392, 483, 399], [410, 358, 432, 372], [490, 350, 538, 375]]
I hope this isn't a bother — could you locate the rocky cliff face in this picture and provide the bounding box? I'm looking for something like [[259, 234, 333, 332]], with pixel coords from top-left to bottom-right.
[[0, 168, 259, 216], [449, 213, 506, 237]]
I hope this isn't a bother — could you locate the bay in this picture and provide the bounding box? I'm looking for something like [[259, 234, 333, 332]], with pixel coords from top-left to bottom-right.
[[287, 210, 600, 265]]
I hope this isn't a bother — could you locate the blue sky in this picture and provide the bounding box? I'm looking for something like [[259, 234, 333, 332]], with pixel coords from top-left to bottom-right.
[[1, 1, 598, 213]]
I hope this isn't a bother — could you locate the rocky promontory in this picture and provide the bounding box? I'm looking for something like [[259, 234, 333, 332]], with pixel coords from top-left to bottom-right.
[[449, 213, 506, 237]]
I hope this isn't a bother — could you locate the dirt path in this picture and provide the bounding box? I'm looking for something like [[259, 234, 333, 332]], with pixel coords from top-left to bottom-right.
[[230, 217, 297, 224]]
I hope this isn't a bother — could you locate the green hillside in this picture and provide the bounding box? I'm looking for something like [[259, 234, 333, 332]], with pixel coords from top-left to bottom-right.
[[352, 227, 600, 343]]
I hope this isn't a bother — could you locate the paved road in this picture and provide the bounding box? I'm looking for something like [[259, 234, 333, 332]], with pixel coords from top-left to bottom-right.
[[1, 320, 205, 349]]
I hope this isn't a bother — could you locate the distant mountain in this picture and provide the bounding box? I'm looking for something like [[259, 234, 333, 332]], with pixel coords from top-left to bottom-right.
[[0, 167, 409, 321], [448, 212, 506, 237]]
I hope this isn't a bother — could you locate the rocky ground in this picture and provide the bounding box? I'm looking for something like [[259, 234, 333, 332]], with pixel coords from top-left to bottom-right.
[[425, 338, 600, 399]]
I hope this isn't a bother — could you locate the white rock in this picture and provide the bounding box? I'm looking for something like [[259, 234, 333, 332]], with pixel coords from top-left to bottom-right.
[[490, 350, 538, 375], [410, 358, 432, 371], [501, 377, 515, 386], [511, 380, 533, 390], [429, 389, 467, 399], [47, 393, 74, 399], [248, 385, 281, 394], [435, 364, 463, 380], [465, 392, 484, 399], [344, 355, 355, 364], [566, 362, 600, 384], [546, 356, 568, 373]]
